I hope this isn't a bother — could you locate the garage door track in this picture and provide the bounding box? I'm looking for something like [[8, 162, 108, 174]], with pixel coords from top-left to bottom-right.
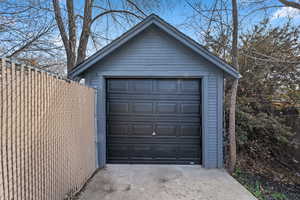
[[77, 165, 257, 200]]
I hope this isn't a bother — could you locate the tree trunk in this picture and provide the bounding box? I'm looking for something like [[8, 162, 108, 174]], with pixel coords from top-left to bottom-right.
[[66, 0, 77, 71], [76, 0, 93, 65], [53, 0, 147, 72], [53, 0, 78, 72], [228, 79, 238, 173], [228, 0, 239, 174], [52, 0, 75, 72]]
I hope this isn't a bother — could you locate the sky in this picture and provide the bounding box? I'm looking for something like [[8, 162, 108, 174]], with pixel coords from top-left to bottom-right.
[[1, 0, 300, 61], [85, 0, 300, 48]]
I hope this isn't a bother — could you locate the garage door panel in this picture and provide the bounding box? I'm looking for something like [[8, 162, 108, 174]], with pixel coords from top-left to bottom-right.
[[180, 125, 201, 137], [130, 79, 153, 92], [108, 116, 201, 123], [108, 100, 200, 115], [155, 124, 177, 136], [109, 123, 129, 135], [132, 102, 153, 113], [132, 124, 153, 135], [108, 115, 201, 120], [107, 144, 130, 159], [107, 78, 202, 164], [179, 145, 202, 160], [157, 103, 177, 114], [180, 79, 200, 92], [108, 94, 200, 101], [109, 102, 129, 113], [108, 136, 200, 145], [131, 144, 153, 159], [156, 79, 178, 92], [154, 144, 178, 159], [181, 103, 201, 114], [108, 79, 129, 91], [107, 143, 201, 164]]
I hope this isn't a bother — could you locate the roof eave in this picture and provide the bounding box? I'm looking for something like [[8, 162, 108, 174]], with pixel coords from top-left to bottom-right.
[[69, 14, 241, 79], [150, 20, 241, 79], [68, 16, 156, 79]]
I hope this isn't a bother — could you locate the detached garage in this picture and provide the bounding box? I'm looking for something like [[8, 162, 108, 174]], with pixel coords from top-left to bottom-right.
[[69, 14, 241, 169]]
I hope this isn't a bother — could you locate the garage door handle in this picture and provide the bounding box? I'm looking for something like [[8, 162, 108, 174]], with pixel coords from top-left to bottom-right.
[[152, 132, 156, 136]]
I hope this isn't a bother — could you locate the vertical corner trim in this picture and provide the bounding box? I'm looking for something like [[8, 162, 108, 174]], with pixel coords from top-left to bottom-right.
[[202, 76, 209, 168], [97, 76, 107, 168], [94, 88, 99, 169], [217, 74, 224, 168]]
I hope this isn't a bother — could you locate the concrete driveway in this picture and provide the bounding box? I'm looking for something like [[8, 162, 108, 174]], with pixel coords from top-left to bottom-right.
[[77, 165, 257, 200]]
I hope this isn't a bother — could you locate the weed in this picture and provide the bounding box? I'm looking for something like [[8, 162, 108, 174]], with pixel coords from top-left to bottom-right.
[[271, 192, 287, 200]]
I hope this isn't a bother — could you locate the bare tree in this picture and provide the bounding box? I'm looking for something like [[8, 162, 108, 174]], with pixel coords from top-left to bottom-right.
[[52, 0, 154, 72], [185, 0, 232, 53], [185, 0, 240, 173], [228, 0, 239, 174], [0, 0, 63, 70], [0, 0, 163, 73]]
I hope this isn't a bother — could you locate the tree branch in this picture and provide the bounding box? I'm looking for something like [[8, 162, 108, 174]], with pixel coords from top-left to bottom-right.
[[278, 0, 300, 9], [91, 9, 144, 24], [185, 0, 232, 29], [126, 0, 147, 16]]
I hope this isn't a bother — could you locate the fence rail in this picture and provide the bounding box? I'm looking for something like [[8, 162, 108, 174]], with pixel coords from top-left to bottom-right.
[[0, 58, 96, 200]]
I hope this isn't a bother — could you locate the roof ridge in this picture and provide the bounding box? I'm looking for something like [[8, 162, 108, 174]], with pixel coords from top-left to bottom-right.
[[69, 14, 241, 79]]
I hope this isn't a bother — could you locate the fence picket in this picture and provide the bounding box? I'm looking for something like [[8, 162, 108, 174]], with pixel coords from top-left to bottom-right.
[[20, 64, 25, 199], [1, 59, 7, 200], [0, 59, 96, 200], [8, 63, 13, 200]]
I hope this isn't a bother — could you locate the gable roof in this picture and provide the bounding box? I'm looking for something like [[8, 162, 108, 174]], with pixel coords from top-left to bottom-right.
[[68, 14, 241, 79]]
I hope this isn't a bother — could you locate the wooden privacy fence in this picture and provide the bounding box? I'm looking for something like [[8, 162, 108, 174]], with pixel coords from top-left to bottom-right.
[[0, 58, 96, 200]]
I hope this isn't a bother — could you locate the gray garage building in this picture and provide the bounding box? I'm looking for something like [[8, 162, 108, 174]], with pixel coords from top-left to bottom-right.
[[69, 14, 241, 169]]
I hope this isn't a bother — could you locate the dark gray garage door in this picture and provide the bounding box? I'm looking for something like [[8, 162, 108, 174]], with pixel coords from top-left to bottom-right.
[[106, 78, 202, 164]]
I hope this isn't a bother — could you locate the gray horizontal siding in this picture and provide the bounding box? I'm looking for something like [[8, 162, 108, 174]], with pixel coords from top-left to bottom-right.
[[83, 25, 223, 168], [206, 75, 219, 167], [85, 26, 220, 75]]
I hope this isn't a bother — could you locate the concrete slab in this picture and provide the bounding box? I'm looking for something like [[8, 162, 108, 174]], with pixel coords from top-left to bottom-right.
[[77, 165, 257, 200]]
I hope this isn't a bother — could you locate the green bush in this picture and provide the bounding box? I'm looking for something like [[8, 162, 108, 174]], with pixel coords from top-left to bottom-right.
[[236, 105, 294, 147]]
